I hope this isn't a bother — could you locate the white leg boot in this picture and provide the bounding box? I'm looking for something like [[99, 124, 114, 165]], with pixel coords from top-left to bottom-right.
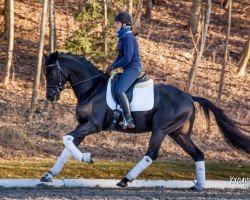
[[194, 161, 206, 190], [50, 148, 71, 176], [63, 135, 92, 163], [126, 156, 153, 181]]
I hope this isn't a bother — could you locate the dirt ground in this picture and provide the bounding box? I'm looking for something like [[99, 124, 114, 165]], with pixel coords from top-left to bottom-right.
[[0, 188, 249, 200]]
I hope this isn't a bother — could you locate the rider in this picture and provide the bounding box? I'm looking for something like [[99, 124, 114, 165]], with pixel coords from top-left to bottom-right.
[[106, 12, 142, 129]]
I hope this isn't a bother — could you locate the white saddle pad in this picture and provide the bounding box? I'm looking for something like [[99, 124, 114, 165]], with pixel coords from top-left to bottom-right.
[[106, 74, 154, 112]]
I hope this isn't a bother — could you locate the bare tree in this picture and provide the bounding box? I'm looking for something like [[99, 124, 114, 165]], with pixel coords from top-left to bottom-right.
[[65, 0, 69, 40], [186, 0, 211, 93], [145, 0, 153, 20], [222, 0, 229, 7], [103, 0, 108, 68], [187, 0, 203, 35], [127, 0, 133, 15], [3, 0, 8, 35], [132, 0, 143, 34], [237, 30, 250, 76], [30, 0, 48, 118], [2, 0, 14, 86], [217, 0, 232, 102], [49, 0, 56, 53]]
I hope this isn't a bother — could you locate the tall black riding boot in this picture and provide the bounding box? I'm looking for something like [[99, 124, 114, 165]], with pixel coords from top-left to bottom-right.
[[116, 92, 135, 129]]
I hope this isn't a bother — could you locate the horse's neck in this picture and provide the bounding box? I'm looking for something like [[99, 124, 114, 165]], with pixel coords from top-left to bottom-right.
[[72, 76, 107, 102], [68, 61, 108, 101]]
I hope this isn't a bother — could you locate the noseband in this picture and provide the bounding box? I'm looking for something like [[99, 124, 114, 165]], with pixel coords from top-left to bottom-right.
[[45, 60, 67, 95], [45, 60, 104, 94]]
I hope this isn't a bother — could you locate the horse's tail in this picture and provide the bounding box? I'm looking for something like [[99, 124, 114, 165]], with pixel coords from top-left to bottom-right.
[[192, 96, 250, 154]]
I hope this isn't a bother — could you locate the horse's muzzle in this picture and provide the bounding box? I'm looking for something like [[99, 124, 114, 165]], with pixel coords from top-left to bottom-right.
[[46, 92, 60, 101]]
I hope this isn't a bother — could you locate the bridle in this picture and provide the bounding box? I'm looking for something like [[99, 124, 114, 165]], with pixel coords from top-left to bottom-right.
[[45, 60, 104, 95]]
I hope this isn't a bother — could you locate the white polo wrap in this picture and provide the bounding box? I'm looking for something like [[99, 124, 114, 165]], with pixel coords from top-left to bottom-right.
[[50, 147, 71, 176], [63, 135, 91, 163], [195, 161, 206, 190], [126, 156, 153, 181]]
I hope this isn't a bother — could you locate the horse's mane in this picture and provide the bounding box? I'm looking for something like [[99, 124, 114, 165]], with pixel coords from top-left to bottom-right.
[[59, 52, 104, 74]]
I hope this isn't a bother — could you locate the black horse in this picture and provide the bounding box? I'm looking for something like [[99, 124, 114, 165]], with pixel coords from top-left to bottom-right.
[[41, 51, 250, 190]]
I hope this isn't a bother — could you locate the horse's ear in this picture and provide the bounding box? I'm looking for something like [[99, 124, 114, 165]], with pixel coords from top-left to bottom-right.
[[55, 50, 58, 58], [43, 52, 48, 60]]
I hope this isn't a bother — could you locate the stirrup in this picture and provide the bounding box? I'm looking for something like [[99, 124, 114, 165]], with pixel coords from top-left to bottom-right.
[[119, 115, 135, 129], [119, 117, 128, 129], [127, 116, 135, 129]]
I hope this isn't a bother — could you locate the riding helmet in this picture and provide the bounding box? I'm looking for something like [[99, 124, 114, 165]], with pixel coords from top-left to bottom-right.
[[114, 12, 132, 25]]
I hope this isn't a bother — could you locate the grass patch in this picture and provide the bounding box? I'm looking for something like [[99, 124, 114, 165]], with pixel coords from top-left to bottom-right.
[[0, 159, 249, 180]]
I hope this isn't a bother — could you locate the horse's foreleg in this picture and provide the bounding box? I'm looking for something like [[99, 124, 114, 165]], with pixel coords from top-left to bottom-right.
[[117, 129, 166, 187], [40, 147, 72, 182], [63, 135, 92, 163], [40, 122, 95, 182], [50, 147, 71, 176]]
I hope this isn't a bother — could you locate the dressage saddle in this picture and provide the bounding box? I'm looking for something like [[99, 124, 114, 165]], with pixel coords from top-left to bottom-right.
[[111, 72, 149, 104]]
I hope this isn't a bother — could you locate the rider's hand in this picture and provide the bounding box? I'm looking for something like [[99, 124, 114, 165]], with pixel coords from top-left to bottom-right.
[[105, 66, 114, 75]]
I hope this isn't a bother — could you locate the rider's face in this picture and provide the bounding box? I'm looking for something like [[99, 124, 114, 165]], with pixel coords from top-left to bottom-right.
[[115, 21, 125, 31]]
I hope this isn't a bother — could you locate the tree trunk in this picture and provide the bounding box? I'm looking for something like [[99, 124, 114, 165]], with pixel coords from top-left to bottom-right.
[[49, 0, 56, 53], [103, 0, 108, 68], [3, 0, 8, 35], [63, 0, 69, 40], [222, 0, 229, 8], [186, 0, 211, 93], [3, 0, 14, 86], [237, 30, 250, 76], [145, 0, 153, 20], [127, 0, 132, 15], [217, 0, 232, 103], [187, 0, 203, 35], [133, 0, 143, 34], [30, 0, 48, 118]]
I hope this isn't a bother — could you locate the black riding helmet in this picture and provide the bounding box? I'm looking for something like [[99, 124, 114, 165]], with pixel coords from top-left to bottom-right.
[[114, 12, 132, 25]]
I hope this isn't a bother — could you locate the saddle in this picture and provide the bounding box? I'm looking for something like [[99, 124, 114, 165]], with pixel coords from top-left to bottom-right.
[[111, 72, 149, 104]]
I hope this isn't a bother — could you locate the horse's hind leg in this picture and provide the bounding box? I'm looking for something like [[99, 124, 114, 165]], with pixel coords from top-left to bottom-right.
[[169, 115, 205, 190], [117, 128, 166, 187], [116, 107, 193, 187]]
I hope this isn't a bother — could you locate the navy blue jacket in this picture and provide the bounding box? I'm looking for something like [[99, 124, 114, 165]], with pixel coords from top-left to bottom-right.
[[112, 32, 141, 72]]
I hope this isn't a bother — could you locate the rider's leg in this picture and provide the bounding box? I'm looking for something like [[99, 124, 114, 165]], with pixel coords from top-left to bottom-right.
[[115, 67, 140, 128]]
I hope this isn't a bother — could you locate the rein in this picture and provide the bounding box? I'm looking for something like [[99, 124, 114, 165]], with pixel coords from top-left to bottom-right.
[[70, 73, 104, 88], [46, 60, 105, 91]]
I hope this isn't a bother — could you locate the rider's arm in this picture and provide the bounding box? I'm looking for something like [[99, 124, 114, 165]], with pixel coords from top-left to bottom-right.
[[112, 34, 134, 69], [111, 53, 122, 67]]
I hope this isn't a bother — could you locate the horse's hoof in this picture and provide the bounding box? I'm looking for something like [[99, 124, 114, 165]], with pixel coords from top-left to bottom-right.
[[116, 178, 129, 187], [189, 186, 197, 191], [116, 180, 127, 187], [190, 185, 203, 191], [40, 172, 53, 182], [89, 157, 94, 164], [83, 153, 94, 164]]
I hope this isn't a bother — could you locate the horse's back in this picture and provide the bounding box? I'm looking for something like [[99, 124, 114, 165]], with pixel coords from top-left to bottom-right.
[[153, 83, 194, 114]]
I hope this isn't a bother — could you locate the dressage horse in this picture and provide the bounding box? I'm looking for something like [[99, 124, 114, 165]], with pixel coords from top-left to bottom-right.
[[41, 51, 250, 190]]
